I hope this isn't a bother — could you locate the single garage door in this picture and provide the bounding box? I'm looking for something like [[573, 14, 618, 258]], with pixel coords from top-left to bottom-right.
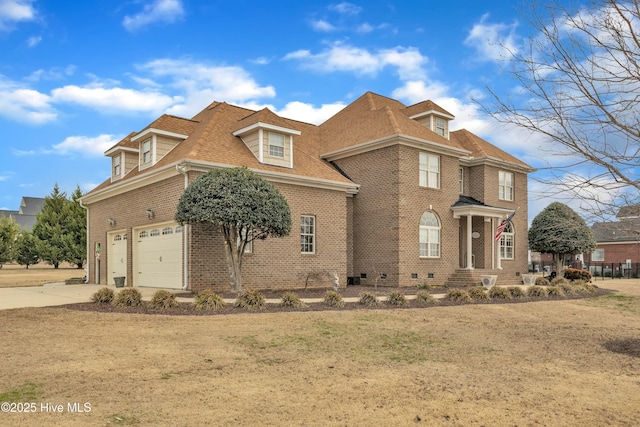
[[134, 223, 183, 289], [108, 232, 127, 287]]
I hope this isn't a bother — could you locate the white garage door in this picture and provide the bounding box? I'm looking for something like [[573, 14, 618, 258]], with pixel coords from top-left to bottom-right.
[[108, 232, 127, 287], [134, 223, 183, 289]]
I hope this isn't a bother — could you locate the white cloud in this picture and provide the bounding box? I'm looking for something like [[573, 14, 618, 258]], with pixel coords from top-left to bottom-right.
[[310, 19, 337, 32], [25, 65, 75, 82], [26, 35, 41, 47], [329, 2, 362, 15], [53, 134, 123, 157], [122, 0, 185, 32], [137, 58, 275, 117], [277, 101, 346, 125], [464, 13, 520, 62], [0, 77, 56, 124], [284, 42, 426, 81], [51, 85, 181, 114], [0, 0, 36, 31]]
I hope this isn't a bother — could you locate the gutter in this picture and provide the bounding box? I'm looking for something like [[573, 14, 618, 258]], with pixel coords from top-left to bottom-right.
[[176, 163, 189, 290], [78, 197, 90, 284]]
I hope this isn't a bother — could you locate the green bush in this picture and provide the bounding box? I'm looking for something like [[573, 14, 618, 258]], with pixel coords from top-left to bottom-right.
[[507, 286, 526, 298], [546, 286, 565, 297], [113, 288, 143, 307], [527, 285, 548, 298], [323, 290, 345, 307], [415, 291, 438, 305], [467, 287, 489, 301], [234, 290, 266, 311], [535, 277, 549, 286], [385, 290, 407, 306], [359, 291, 379, 307], [444, 289, 471, 303], [194, 290, 226, 311], [280, 292, 307, 309], [488, 286, 511, 300], [564, 268, 592, 282], [91, 287, 114, 304], [150, 290, 180, 309]]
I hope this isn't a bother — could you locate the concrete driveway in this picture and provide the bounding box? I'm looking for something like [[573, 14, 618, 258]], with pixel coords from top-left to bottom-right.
[[0, 283, 181, 310]]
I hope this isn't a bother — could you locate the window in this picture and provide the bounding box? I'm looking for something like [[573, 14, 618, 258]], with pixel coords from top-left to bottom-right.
[[499, 171, 514, 201], [268, 132, 285, 158], [500, 223, 514, 260], [150, 229, 160, 237], [142, 139, 151, 164], [114, 234, 122, 242], [459, 168, 464, 194], [592, 248, 604, 261], [242, 227, 252, 253], [435, 118, 446, 136], [113, 155, 121, 177], [419, 153, 440, 189], [419, 211, 441, 258], [300, 215, 315, 254], [139, 231, 148, 239], [162, 227, 173, 235]]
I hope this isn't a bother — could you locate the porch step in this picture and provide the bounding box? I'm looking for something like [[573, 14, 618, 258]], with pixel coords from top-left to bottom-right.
[[444, 269, 515, 287]]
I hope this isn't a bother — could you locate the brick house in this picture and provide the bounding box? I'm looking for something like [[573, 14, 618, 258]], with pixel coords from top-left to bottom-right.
[[585, 206, 640, 271], [81, 92, 533, 291]]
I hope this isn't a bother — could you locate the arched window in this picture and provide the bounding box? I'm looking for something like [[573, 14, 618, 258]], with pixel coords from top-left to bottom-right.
[[500, 223, 514, 260], [139, 231, 148, 239], [150, 229, 160, 237], [162, 227, 173, 235], [419, 211, 441, 258]]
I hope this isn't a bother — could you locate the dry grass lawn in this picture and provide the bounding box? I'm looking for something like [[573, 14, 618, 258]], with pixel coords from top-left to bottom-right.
[[0, 280, 639, 426], [0, 263, 83, 288]]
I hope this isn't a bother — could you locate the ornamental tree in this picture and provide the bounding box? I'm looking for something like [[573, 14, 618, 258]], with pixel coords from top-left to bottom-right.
[[175, 167, 291, 293], [529, 202, 596, 274], [0, 216, 20, 268]]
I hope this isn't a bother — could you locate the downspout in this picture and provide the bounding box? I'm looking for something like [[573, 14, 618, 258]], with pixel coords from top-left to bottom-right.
[[79, 197, 90, 283], [176, 163, 189, 290]]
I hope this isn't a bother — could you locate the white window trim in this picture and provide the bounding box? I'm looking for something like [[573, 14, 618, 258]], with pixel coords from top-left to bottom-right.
[[268, 132, 285, 159], [141, 138, 153, 165], [499, 171, 514, 201], [459, 167, 464, 194], [112, 154, 122, 181], [301, 215, 316, 254], [419, 152, 440, 189], [500, 223, 514, 260], [419, 211, 441, 258]]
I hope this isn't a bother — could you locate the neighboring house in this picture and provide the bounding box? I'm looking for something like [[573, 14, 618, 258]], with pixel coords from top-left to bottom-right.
[[81, 92, 533, 291], [0, 197, 45, 231], [586, 206, 640, 266]]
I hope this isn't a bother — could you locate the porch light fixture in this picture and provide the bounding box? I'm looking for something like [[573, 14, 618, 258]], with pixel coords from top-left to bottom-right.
[[146, 208, 154, 220], [108, 217, 116, 226]]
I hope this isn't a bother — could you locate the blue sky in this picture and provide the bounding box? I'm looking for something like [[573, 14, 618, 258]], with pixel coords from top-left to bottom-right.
[[0, 0, 578, 222]]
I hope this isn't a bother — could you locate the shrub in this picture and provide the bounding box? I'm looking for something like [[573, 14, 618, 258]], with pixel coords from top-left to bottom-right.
[[559, 283, 577, 295], [113, 288, 143, 307], [527, 286, 548, 298], [280, 292, 307, 309], [415, 291, 438, 305], [550, 277, 569, 286], [488, 286, 511, 300], [546, 286, 565, 297], [91, 287, 114, 304], [467, 287, 489, 301], [359, 291, 379, 307], [194, 290, 226, 311], [234, 290, 266, 311], [150, 290, 180, 309], [444, 289, 471, 303], [507, 286, 526, 298], [385, 290, 407, 306], [323, 290, 345, 307], [535, 277, 549, 286], [564, 268, 592, 282]]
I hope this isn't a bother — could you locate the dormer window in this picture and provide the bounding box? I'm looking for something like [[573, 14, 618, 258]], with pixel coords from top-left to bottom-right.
[[142, 139, 151, 164], [435, 118, 446, 137], [268, 133, 285, 158], [113, 155, 121, 177]]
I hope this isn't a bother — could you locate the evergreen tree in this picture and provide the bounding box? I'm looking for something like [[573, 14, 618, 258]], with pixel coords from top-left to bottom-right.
[[529, 202, 596, 274], [32, 184, 68, 269], [63, 186, 87, 268], [176, 167, 291, 292], [0, 216, 20, 268], [14, 231, 40, 269]]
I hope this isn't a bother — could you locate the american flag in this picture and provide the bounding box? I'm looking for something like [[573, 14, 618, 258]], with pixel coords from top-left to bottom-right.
[[495, 209, 517, 241]]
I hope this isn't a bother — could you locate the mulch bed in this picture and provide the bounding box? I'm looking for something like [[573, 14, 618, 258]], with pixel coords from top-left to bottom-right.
[[57, 285, 612, 316]]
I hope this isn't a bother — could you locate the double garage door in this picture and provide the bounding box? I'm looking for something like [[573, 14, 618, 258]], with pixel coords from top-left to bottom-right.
[[134, 223, 183, 289]]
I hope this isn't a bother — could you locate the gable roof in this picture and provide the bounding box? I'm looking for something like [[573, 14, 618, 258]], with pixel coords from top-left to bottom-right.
[[592, 219, 640, 243], [0, 197, 45, 230], [452, 129, 532, 171]]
